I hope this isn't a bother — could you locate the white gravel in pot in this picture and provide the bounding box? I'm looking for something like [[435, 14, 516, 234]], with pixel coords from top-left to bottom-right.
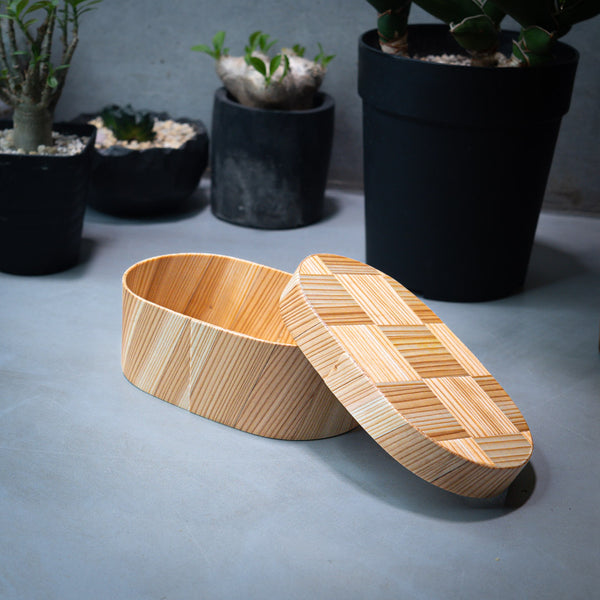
[[0, 129, 88, 156]]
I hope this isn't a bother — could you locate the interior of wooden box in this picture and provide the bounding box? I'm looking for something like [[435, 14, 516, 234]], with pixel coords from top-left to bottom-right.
[[125, 254, 295, 344]]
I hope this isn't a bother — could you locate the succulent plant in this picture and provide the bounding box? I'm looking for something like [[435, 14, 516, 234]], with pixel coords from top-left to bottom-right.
[[100, 105, 156, 142], [366, 0, 600, 66], [0, 0, 102, 152], [192, 31, 334, 110]]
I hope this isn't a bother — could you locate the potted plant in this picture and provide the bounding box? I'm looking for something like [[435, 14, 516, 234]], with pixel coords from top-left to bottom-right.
[[0, 0, 100, 276], [192, 31, 335, 229], [76, 104, 209, 217], [359, 1, 599, 301]]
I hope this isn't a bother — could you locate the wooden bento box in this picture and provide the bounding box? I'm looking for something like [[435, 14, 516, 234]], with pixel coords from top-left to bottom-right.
[[122, 253, 357, 441], [122, 252, 533, 498]]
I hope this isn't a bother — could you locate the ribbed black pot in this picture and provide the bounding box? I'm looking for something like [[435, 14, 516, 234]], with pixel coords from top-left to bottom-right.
[[210, 88, 334, 229], [77, 114, 208, 217], [358, 26, 579, 301], [0, 122, 96, 276]]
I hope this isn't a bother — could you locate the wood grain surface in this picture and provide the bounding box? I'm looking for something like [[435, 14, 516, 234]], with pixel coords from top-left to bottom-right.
[[280, 254, 533, 497], [122, 253, 357, 440]]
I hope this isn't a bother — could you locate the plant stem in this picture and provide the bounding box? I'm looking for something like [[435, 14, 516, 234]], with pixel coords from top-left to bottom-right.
[[12, 103, 53, 151], [0, 86, 13, 105], [47, 3, 79, 111], [0, 17, 22, 98], [7, 18, 20, 74], [39, 8, 57, 86], [469, 50, 498, 67], [367, 0, 411, 55]]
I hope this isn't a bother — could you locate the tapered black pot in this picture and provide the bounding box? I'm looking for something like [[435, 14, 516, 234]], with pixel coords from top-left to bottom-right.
[[210, 88, 334, 229], [0, 122, 96, 276], [359, 26, 579, 301], [78, 114, 208, 217]]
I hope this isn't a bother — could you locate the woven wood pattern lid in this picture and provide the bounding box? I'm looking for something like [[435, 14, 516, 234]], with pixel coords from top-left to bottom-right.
[[280, 254, 533, 498]]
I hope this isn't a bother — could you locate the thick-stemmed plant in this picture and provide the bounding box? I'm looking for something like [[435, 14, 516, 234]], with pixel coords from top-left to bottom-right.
[[0, 0, 101, 152], [193, 31, 334, 110], [366, 0, 600, 66]]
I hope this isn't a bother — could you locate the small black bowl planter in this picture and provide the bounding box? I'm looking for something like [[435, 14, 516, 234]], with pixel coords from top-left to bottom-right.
[[0, 121, 96, 276], [80, 114, 208, 218], [210, 88, 334, 229], [358, 26, 579, 302]]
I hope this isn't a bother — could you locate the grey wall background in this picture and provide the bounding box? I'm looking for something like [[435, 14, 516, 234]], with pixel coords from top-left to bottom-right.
[[52, 1, 599, 214]]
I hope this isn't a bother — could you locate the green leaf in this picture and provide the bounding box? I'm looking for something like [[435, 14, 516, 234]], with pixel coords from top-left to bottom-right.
[[47, 75, 58, 88], [280, 54, 290, 81], [292, 44, 305, 57], [264, 39, 277, 52], [247, 55, 266, 77], [314, 42, 335, 66], [15, 0, 29, 17], [258, 33, 277, 53], [450, 14, 500, 53], [191, 43, 215, 58], [248, 30, 261, 51], [511, 25, 555, 66], [212, 30, 226, 53], [269, 54, 281, 75], [192, 31, 228, 60], [522, 25, 552, 47]]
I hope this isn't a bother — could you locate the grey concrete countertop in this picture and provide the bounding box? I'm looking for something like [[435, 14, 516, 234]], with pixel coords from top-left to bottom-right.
[[1, 187, 599, 600]]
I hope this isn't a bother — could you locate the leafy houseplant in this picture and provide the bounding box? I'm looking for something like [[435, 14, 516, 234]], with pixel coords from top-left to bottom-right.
[[192, 31, 336, 229], [77, 104, 209, 218], [359, 1, 599, 301], [0, 0, 100, 275]]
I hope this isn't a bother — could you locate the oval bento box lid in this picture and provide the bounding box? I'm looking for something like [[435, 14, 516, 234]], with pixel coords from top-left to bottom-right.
[[279, 254, 533, 498]]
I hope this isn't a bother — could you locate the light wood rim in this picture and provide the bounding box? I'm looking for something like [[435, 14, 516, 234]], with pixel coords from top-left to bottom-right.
[[123, 253, 297, 345]]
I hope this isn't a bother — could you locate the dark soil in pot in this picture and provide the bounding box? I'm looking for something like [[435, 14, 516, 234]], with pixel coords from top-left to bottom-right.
[[358, 26, 579, 302], [0, 121, 96, 276], [210, 88, 334, 229], [75, 113, 208, 218]]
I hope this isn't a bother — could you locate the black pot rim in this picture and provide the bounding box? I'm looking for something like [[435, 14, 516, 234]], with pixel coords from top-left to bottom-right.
[[214, 87, 334, 116], [359, 25, 580, 70], [358, 24, 579, 125]]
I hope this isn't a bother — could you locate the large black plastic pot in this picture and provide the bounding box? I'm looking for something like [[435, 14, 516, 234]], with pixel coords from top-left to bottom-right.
[[210, 87, 334, 229], [77, 114, 208, 217], [0, 122, 96, 276], [358, 26, 579, 301]]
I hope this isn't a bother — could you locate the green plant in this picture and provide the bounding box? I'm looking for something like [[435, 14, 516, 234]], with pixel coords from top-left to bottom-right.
[[192, 31, 334, 110], [314, 43, 336, 67], [366, 0, 412, 55], [243, 31, 290, 87], [191, 30, 228, 60], [194, 31, 334, 87], [366, 0, 600, 66], [0, 0, 101, 152], [100, 104, 156, 143]]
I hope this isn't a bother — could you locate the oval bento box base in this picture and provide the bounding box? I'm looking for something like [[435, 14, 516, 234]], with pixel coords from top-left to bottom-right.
[[122, 253, 357, 440]]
